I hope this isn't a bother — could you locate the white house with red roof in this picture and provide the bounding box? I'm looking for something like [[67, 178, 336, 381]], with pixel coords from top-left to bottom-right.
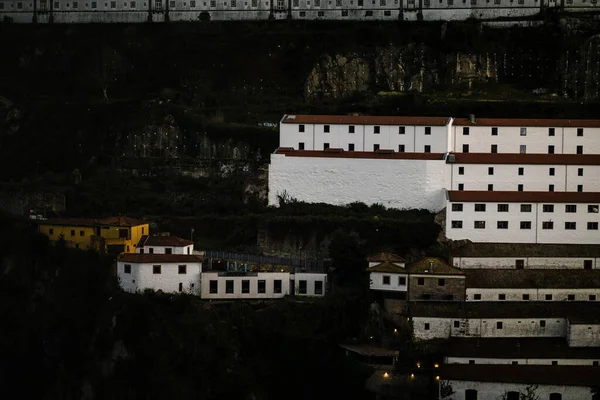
[[136, 234, 194, 255]]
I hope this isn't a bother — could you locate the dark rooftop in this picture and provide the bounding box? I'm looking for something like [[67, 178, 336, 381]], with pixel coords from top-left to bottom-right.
[[448, 190, 600, 203], [137, 235, 193, 248], [466, 269, 600, 289], [41, 216, 149, 227], [452, 117, 600, 128], [451, 153, 600, 165], [368, 252, 407, 263], [408, 301, 600, 323], [274, 148, 445, 160], [281, 114, 449, 126], [408, 257, 464, 276], [444, 337, 600, 360], [438, 364, 600, 386], [367, 262, 407, 274], [451, 242, 600, 258]]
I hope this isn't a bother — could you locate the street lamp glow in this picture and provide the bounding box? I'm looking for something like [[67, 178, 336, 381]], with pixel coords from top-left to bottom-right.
[[410, 373, 415, 379], [383, 372, 389, 379], [436, 376, 440, 381], [416, 362, 421, 368], [434, 363, 439, 368]]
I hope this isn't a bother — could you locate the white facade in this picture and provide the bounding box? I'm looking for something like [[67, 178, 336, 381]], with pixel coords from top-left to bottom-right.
[[445, 199, 600, 244], [269, 153, 447, 210], [118, 259, 202, 295], [567, 323, 600, 347], [466, 288, 600, 302], [453, 257, 598, 270], [412, 317, 566, 340], [137, 243, 193, 255], [445, 357, 600, 366], [369, 271, 407, 292], [445, 381, 594, 400], [199, 271, 327, 299]]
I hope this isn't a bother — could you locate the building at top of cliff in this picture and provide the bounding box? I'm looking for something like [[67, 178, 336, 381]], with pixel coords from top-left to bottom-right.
[[38, 216, 149, 254]]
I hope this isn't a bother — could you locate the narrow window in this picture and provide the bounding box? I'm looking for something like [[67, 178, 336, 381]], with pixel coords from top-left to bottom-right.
[[438, 279, 445, 286], [424, 323, 430, 330], [549, 167, 555, 176], [452, 203, 463, 212], [226, 280, 234, 294], [383, 275, 391, 285], [577, 128, 584, 137], [374, 126, 380, 134], [516, 259, 525, 269], [373, 144, 380, 151], [149, 248, 154, 254], [568, 294, 575, 301], [462, 144, 469, 153], [522, 294, 530, 300], [258, 280, 266, 293], [323, 143, 330, 150], [577, 145, 583, 154], [298, 124, 305, 132], [520, 145, 527, 153], [491, 127, 498, 136], [458, 166, 464, 175], [549, 127, 555, 136], [314, 281, 323, 295], [349, 125, 355, 133], [496, 321, 503, 329], [584, 260, 593, 269], [398, 144, 405, 152], [178, 265, 187, 274], [540, 320, 546, 327], [454, 320, 460, 327], [124, 264, 132, 274], [153, 265, 161, 274], [417, 278, 425, 285], [491, 144, 497, 153], [178, 283, 183, 292], [424, 145, 431, 153], [518, 184, 523, 191], [488, 167, 494, 175], [545, 294, 553, 301], [299, 280, 307, 294], [463, 127, 470, 135], [451, 221, 463, 229], [399, 126, 405, 134], [549, 184, 554, 192], [520, 127, 527, 136], [399, 276, 406, 285], [578, 168, 584, 176], [274, 280, 282, 293], [518, 167, 524, 175], [49, 228, 54, 235], [578, 184, 583, 192], [71, 230, 75, 237], [348, 143, 354, 151], [548, 145, 555, 154], [242, 280, 250, 293], [210, 280, 218, 293], [298, 142, 305, 150], [425, 127, 431, 135], [488, 184, 494, 191], [458, 183, 464, 191], [323, 125, 330, 133]]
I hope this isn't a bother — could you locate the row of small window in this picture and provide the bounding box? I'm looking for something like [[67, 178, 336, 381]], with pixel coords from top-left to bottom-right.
[[123, 264, 188, 274], [299, 9, 392, 14], [48, 227, 130, 237], [455, 183, 585, 192], [451, 220, 600, 230], [509, 259, 594, 269], [208, 279, 323, 294], [452, 203, 599, 213], [458, 166, 586, 177], [298, 124, 424, 135], [473, 293, 598, 301], [139, 247, 181, 254], [382, 275, 447, 286], [292, 0, 399, 6], [305, 142, 430, 152], [461, 389, 572, 400], [460, 143, 585, 154], [417, 0, 590, 6], [424, 319, 554, 332], [463, 127, 586, 137]]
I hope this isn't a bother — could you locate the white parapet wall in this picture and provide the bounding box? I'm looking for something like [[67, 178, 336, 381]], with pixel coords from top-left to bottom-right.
[[446, 381, 594, 400], [268, 153, 447, 211]]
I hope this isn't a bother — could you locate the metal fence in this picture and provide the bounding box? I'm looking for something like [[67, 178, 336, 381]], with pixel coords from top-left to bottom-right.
[[202, 250, 328, 273]]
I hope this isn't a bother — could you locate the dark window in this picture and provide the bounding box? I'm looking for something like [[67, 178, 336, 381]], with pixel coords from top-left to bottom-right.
[[549, 127, 555, 136], [373, 144, 380, 151], [226, 280, 234, 294], [590, 295, 597, 301], [399, 276, 406, 285], [498, 204, 509, 212], [543, 204, 554, 213], [507, 392, 519, 400], [323, 125, 330, 133], [315, 281, 323, 295], [178, 265, 186, 274], [463, 127, 469, 135], [518, 184, 524, 191], [566, 204, 577, 213], [417, 278, 425, 285], [474, 221, 485, 229], [498, 294, 506, 300], [425, 127, 431, 135], [458, 166, 464, 175], [492, 127, 498, 136], [124, 264, 131, 274], [149, 248, 154, 254], [258, 280, 266, 293], [119, 229, 128, 238], [165, 248, 172, 254], [577, 145, 583, 154], [374, 126, 380, 134], [568, 294, 575, 301], [71, 230, 75, 237], [80, 230, 85, 236], [521, 204, 532, 212], [298, 142, 305, 150], [496, 321, 503, 329], [520, 145, 526, 153], [549, 393, 562, 400], [488, 167, 494, 175], [584, 260, 593, 269], [543, 221, 554, 230], [474, 294, 481, 300], [424, 323, 430, 330], [299, 280, 307, 294], [497, 221, 508, 229], [399, 126, 405, 134], [552, 361, 558, 366], [465, 389, 478, 400], [520, 221, 532, 230], [451, 221, 463, 229], [323, 143, 330, 150], [348, 143, 354, 151], [469, 360, 475, 365], [424, 145, 431, 153], [349, 125, 355, 133], [579, 168, 584, 176], [548, 145, 555, 154], [522, 294, 530, 300], [153, 265, 161, 274], [577, 128, 584, 137], [520, 127, 527, 136], [491, 144, 498, 153], [475, 204, 486, 212], [242, 280, 250, 293], [512, 361, 519, 365], [398, 144, 405, 152], [438, 279, 445, 286], [49, 228, 54, 235], [462, 144, 469, 153], [274, 280, 282, 293], [452, 203, 463, 212], [549, 167, 555, 176], [565, 222, 576, 230], [298, 124, 305, 132], [454, 320, 460, 328], [540, 320, 546, 327], [210, 280, 218, 293], [549, 184, 554, 192], [578, 184, 583, 192], [518, 167, 524, 176], [383, 275, 391, 285], [516, 259, 525, 269], [545, 294, 553, 301], [458, 184, 464, 191], [590, 205, 599, 213]]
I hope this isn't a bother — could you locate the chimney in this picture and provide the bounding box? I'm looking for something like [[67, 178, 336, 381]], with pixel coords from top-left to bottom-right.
[[469, 114, 476, 124], [429, 261, 434, 272]]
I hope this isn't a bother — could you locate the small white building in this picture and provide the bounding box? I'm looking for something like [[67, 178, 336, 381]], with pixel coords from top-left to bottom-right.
[[136, 234, 194, 255], [444, 191, 600, 244], [117, 253, 203, 295], [465, 269, 600, 302], [438, 364, 599, 400]]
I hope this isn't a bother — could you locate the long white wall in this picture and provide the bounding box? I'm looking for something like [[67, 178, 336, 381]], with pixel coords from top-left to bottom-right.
[[137, 244, 193, 255], [445, 201, 600, 244], [369, 271, 407, 292], [453, 257, 598, 270], [280, 122, 447, 152], [269, 154, 447, 210], [118, 261, 202, 295], [445, 357, 600, 366], [446, 381, 593, 400], [449, 164, 600, 192], [413, 317, 566, 340], [568, 324, 600, 347], [452, 125, 600, 154], [466, 288, 600, 302]]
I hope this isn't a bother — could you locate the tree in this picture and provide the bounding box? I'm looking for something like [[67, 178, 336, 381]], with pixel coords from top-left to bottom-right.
[[328, 229, 368, 287]]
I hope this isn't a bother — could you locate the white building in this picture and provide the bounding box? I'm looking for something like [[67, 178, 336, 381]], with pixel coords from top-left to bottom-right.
[[117, 253, 203, 295], [444, 191, 600, 244], [136, 234, 194, 255], [438, 364, 599, 400], [465, 270, 600, 302], [200, 270, 327, 299]]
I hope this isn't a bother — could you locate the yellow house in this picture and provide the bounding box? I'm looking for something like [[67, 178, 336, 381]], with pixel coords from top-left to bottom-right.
[[38, 216, 150, 254]]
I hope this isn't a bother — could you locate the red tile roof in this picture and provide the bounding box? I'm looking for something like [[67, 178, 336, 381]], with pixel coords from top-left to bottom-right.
[[447, 190, 600, 203], [137, 235, 193, 248], [408, 257, 464, 275], [40, 216, 148, 227], [368, 253, 406, 263], [453, 117, 600, 128], [451, 153, 600, 165], [281, 114, 449, 126], [119, 254, 203, 263], [274, 149, 445, 160], [438, 364, 600, 386]]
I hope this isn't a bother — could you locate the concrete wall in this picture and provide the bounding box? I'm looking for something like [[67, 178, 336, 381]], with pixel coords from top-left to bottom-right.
[[446, 200, 600, 244], [413, 317, 566, 340], [200, 272, 291, 299], [567, 323, 600, 347], [466, 288, 600, 302], [445, 357, 600, 366], [408, 274, 465, 301], [137, 244, 194, 255], [269, 154, 447, 210], [118, 261, 202, 295], [369, 271, 408, 292], [293, 272, 327, 296], [446, 381, 594, 400], [453, 257, 598, 270]]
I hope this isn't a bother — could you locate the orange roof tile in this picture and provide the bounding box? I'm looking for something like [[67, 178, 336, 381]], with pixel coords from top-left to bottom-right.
[[275, 149, 445, 160], [281, 114, 449, 126], [137, 235, 193, 248], [453, 117, 600, 128]]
